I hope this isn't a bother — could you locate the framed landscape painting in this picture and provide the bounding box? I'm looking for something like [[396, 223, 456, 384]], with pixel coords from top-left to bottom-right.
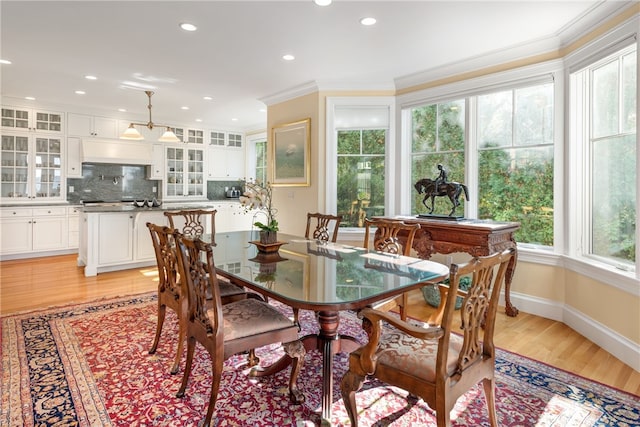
[[271, 118, 310, 186]]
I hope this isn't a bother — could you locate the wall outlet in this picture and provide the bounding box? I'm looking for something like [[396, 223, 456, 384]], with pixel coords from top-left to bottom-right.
[[288, 191, 294, 199], [152, 186, 157, 193], [69, 185, 74, 193]]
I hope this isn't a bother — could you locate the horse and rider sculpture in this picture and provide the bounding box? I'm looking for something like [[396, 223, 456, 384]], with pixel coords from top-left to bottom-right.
[[414, 164, 469, 217]]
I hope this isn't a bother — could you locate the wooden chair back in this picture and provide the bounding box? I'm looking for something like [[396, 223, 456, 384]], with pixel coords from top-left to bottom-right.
[[146, 222, 186, 374], [164, 209, 216, 236], [305, 212, 342, 242], [341, 248, 515, 427], [173, 233, 306, 426], [362, 218, 421, 320], [363, 218, 420, 256]]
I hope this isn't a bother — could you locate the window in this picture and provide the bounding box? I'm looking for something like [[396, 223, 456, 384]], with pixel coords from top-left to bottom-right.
[[255, 140, 267, 184], [477, 84, 554, 246], [409, 82, 555, 246], [326, 97, 394, 230], [410, 100, 466, 216], [337, 129, 386, 227], [571, 44, 636, 269]]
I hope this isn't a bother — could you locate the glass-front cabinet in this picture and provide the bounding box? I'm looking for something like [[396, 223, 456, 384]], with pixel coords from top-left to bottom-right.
[[1, 107, 63, 133], [165, 146, 205, 199], [1, 132, 63, 200]]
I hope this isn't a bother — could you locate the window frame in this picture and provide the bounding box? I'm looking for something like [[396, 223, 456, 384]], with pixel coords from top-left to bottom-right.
[[325, 96, 395, 237]]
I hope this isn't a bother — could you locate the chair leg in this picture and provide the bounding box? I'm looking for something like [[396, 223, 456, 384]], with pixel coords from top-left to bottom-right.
[[170, 312, 186, 375], [482, 377, 498, 427], [246, 349, 260, 367], [202, 357, 223, 427], [176, 335, 196, 398], [149, 301, 166, 354], [434, 398, 451, 427], [340, 370, 365, 427], [283, 340, 306, 404]]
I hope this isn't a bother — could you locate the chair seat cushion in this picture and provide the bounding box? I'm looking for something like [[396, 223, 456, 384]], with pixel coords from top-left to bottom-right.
[[362, 331, 463, 382], [222, 298, 295, 340], [217, 280, 246, 298]]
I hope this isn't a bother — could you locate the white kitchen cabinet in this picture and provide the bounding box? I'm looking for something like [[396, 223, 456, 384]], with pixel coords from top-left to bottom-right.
[[67, 205, 81, 248], [170, 126, 205, 144], [146, 143, 165, 179], [1, 106, 63, 133], [164, 146, 205, 200], [66, 137, 82, 178], [79, 210, 168, 276], [0, 206, 67, 256], [134, 211, 166, 261], [1, 132, 64, 201], [67, 113, 118, 138], [210, 201, 253, 232], [207, 146, 245, 180], [97, 213, 134, 265]]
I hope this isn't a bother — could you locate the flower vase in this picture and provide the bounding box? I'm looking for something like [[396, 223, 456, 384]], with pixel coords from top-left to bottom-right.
[[259, 230, 277, 245]]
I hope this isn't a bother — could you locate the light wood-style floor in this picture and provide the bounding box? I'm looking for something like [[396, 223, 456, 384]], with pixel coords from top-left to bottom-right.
[[1, 254, 639, 395]]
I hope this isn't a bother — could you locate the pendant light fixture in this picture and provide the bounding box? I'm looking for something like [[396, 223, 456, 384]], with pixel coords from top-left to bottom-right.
[[120, 90, 180, 142]]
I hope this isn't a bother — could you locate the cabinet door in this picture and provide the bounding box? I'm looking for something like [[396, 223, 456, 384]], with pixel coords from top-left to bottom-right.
[[33, 136, 62, 199], [226, 149, 245, 180], [66, 137, 82, 178], [68, 206, 80, 248], [98, 213, 133, 264], [0, 217, 32, 254], [32, 216, 66, 251], [146, 143, 164, 179], [1, 107, 62, 133], [207, 147, 227, 179], [134, 211, 167, 261], [92, 116, 118, 138], [67, 113, 93, 136]]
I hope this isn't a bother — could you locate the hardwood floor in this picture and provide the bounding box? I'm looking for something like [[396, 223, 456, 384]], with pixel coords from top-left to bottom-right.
[[1, 253, 639, 395]]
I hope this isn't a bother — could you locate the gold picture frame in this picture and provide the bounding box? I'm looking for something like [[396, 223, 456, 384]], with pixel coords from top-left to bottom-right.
[[271, 118, 311, 186]]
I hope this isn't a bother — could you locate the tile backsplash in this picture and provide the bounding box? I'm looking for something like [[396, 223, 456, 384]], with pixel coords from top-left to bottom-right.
[[67, 163, 243, 203]]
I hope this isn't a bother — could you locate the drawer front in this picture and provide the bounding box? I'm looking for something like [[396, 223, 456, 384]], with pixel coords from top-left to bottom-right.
[[0, 208, 33, 218], [32, 207, 66, 216], [68, 206, 81, 215]]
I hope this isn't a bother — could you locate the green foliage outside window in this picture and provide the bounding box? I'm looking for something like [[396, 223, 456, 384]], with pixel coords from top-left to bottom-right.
[[337, 129, 386, 227]]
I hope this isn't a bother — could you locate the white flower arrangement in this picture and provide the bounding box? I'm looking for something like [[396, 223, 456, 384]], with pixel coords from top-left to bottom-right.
[[239, 179, 279, 232]]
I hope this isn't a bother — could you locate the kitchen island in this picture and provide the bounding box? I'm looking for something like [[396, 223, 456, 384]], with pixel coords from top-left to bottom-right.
[[78, 201, 252, 276]]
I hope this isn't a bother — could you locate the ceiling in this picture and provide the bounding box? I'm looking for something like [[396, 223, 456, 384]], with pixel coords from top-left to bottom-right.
[[0, 1, 632, 132]]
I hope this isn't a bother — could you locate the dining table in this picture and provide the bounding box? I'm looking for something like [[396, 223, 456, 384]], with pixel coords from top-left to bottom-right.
[[207, 230, 450, 426]]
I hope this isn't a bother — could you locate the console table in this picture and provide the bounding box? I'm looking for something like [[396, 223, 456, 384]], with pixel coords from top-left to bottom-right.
[[378, 215, 521, 316]]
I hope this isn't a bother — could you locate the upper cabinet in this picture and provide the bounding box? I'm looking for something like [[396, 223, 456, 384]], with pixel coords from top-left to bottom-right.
[[207, 131, 245, 180], [1, 107, 63, 134], [1, 132, 64, 200], [164, 146, 205, 200], [169, 126, 205, 144], [67, 113, 118, 138]]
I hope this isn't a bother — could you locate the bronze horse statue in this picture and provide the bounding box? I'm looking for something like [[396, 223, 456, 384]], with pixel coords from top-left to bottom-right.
[[414, 178, 469, 217]]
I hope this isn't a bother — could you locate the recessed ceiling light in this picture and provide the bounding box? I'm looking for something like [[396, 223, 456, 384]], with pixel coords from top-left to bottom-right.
[[84, 75, 97, 80], [0, 59, 12, 65], [360, 17, 377, 26], [203, 96, 212, 101], [195, 118, 202, 122], [282, 54, 295, 61], [259, 108, 267, 113], [118, 108, 127, 112], [181, 106, 189, 110], [25, 96, 35, 101], [231, 118, 238, 121], [313, 0, 332, 6], [179, 22, 197, 32], [75, 90, 86, 95]]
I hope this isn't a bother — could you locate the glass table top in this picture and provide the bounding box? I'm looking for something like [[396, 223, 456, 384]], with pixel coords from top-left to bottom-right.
[[207, 231, 449, 309]]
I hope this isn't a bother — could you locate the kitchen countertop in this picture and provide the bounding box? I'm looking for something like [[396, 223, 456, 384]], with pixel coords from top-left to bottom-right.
[[81, 200, 241, 213]]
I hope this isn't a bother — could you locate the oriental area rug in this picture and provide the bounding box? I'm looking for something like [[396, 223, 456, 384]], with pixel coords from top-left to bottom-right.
[[2, 293, 639, 426]]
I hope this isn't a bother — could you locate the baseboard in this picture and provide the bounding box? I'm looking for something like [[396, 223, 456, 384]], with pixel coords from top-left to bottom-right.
[[505, 291, 640, 371]]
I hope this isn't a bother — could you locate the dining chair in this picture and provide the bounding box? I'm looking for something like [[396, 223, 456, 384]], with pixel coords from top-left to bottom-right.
[[164, 209, 216, 236], [305, 212, 342, 243], [146, 222, 249, 375], [174, 232, 306, 427], [340, 248, 515, 427], [363, 218, 421, 321]]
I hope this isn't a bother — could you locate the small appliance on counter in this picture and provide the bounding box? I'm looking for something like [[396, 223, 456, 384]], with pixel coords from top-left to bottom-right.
[[225, 187, 241, 198]]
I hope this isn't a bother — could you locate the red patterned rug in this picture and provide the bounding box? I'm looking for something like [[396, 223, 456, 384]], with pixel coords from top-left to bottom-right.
[[2, 292, 638, 426]]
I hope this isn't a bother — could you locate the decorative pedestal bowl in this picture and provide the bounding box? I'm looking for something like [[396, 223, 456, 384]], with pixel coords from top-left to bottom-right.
[[249, 240, 287, 254]]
